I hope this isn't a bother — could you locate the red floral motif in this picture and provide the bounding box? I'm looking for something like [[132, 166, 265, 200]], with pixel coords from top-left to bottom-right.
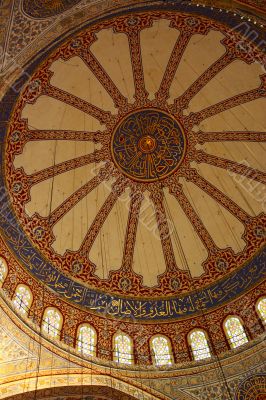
[[4, 10, 266, 299]]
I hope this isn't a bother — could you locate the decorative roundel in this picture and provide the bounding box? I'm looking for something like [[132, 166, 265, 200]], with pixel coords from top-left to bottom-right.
[[235, 374, 266, 400], [0, 5, 266, 321], [111, 109, 186, 182]]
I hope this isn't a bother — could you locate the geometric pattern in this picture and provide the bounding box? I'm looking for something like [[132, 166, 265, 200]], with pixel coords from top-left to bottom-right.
[[42, 308, 62, 338], [224, 317, 248, 349], [189, 330, 211, 361], [235, 374, 266, 400], [0, 3, 266, 393], [22, 0, 82, 19], [112, 108, 186, 182], [1, 5, 266, 320], [13, 285, 32, 315], [151, 336, 172, 366], [0, 257, 7, 284], [3, 385, 143, 400], [114, 333, 133, 364], [77, 324, 96, 356], [257, 297, 266, 323]]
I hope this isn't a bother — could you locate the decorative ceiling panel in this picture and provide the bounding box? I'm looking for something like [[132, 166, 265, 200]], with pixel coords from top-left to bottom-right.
[[236, 0, 266, 14], [22, 0, 83, 19], [0, 3, 265, 322]]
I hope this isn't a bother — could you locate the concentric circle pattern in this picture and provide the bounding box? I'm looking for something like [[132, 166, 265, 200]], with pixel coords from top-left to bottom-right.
[[111, 109, 186, 181], [1, 8, 266, 319]]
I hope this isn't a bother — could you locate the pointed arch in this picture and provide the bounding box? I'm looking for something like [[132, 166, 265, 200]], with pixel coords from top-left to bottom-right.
[[13, 284, 33, 315], [256, 297, 266, 324], [150, 335, 173, 366], [76, 323, 97, 356], [0, 381, 162, 400], [0, 256, 7, 287], [223, 316, 248, 349], [113, 332, 134, 365], [41, 307, 63, 339], [188, 329, 211, 361]]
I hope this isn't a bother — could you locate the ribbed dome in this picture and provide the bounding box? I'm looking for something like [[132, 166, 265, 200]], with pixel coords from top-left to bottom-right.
[[1, 5, 265, 321], [0, 2, 266, 399]]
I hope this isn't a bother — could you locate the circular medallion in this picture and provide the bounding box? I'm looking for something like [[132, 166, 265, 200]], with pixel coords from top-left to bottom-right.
[[111, 109, 186, 182], [236, 374, 266, 400]]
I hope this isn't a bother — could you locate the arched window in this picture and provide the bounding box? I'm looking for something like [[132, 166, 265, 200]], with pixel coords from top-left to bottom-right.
[[224, 316, 248, 349], [151, 335, 173, 366], [188, 329, 211, 361], [13, 284, 32, 315], [77, 324, 96, 356], [256, 297, 266, 324], [0, 257, 7, 287], [42, 307, 62, 339], [113, 332, 133, 365]]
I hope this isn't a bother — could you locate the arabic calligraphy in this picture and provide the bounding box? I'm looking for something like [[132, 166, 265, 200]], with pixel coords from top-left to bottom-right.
[[0, 196, 265, 320], [111, 109, 186, 182], [235, 374, 266, 400]]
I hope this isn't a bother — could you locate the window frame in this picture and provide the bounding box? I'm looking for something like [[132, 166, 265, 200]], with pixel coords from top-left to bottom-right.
[[76, 323, 97, 357], [41, 307, 63, 340], [150, 334, 174, 367], [0, 256, 7, 287], [223, 315, 249, 349], [188, 328, 212, 361], [12, 284, 33, 315], [255, 296, 266, 325], [113, 331, 134, 365]]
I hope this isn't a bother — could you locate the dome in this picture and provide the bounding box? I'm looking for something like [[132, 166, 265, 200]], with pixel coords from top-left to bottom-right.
[[0, 0, 265, 399]]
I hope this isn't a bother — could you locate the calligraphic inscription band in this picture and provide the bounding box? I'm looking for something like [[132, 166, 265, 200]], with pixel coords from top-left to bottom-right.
[[0, 189, 265, 320]]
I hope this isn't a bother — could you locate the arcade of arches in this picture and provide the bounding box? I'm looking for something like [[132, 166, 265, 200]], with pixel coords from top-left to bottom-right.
[[0, 0, 265, 399]]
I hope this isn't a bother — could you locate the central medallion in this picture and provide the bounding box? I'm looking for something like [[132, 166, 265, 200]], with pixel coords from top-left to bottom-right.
[[111, 109, 186, 182], [139, 135, 157, 153]]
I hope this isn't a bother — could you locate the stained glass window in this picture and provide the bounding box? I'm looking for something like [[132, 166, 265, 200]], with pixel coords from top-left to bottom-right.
[[224, 316, 248, 349], [114, 333, 133, 365], [42, 308, 62, 339], [151, 336, 173, 366], [189, 330, 211, 361], [13, 285, 32, 315], [77, 324, 96, 356], [256, 297, 266, 324], [0, 257, 7, 286]]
